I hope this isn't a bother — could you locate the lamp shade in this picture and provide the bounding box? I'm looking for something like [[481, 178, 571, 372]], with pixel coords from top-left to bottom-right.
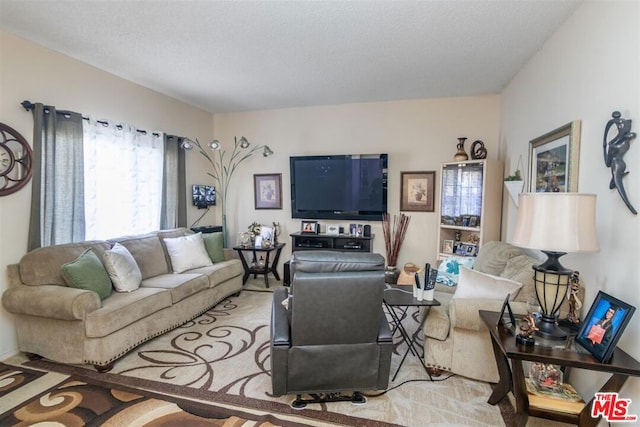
[[512, 193, 599, 253]]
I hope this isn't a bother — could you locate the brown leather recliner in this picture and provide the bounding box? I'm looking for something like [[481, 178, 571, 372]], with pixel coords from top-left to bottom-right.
[[270, 250, 392, 408]]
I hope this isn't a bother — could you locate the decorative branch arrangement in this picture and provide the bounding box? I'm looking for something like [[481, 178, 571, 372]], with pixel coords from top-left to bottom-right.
[[382, 213, 411, 267]]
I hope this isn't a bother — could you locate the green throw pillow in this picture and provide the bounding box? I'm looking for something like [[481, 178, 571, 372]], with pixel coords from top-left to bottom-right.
[[61, 248, 112, 300], [203, 232, 225, 263]]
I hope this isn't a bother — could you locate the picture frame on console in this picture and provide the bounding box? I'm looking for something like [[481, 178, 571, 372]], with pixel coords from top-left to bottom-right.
[[529, 121, 581, 193], [576, 291, 635, 363], [254, 173, 282, 209], [301, 220, 318, 234], [400, 171, 435, 212]]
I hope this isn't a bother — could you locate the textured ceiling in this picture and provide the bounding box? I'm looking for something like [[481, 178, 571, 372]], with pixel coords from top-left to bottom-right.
[[0, 1, 581, 113]]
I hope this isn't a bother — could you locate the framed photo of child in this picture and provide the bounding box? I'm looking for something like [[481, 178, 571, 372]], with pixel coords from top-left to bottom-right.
[[575, 291, 635, 363]]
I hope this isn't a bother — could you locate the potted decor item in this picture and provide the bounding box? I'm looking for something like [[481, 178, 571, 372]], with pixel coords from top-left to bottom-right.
[[382, 213, 411, 284], [504, 168, 524, 206]]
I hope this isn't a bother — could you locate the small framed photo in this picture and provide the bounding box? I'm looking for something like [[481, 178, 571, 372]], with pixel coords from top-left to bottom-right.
[[254, 173, 282, 209], [498, 294, 516, 333], [468, 215, 479, 228], [576, 291, 635, 362], [442, 239, 454, 254], [349, 223, 357, 235], [326, 225, 340, 235], [400, 171, 436, 212], [301, 220, 318, 234]]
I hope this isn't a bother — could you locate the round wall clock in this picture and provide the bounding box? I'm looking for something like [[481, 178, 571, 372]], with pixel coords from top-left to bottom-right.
[[0, 122, 33, 196]]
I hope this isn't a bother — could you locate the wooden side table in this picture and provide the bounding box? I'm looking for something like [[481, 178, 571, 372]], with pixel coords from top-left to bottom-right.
[[233, 243, 285, 288], [479, 310, 640, 427]]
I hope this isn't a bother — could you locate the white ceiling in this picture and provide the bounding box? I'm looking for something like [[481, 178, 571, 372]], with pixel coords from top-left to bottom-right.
[[0, 0, 581, 114]]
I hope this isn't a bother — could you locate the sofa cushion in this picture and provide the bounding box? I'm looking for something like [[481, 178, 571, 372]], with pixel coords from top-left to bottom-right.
[[163, 232, 213, 273], [141, 273, 209, 304], [500, 254, 536, 303], [189, 260, 245, 287], [203, 232, 225, 263], [112, 234, 170, 279], [473, 241, 523, 276], [19, 241, 111, 286], [61, 249, 112, 300], [103, 243, 142, 292], [85, 287, 172, 338], [436, 255, 475, 286], [453, 267, 523, 301]]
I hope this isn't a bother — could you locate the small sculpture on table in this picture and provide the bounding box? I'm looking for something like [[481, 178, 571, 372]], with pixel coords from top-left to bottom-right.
[[516, 314, 538, 346]]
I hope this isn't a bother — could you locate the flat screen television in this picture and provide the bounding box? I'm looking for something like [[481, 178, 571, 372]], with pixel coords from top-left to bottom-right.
[[192, 184, 216, 209], [290, 154, 388, 221]]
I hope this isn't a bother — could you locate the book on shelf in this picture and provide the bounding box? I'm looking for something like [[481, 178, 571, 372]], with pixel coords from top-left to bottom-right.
[[526, 378, 585, 414]]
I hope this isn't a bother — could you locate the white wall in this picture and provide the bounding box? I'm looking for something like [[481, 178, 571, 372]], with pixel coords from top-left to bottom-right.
[[0, 31, 215, 358], [501, 1, 639, 418], [211, 96, 500, 266]]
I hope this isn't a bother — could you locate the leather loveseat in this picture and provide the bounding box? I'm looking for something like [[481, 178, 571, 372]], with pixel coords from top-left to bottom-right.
[[2, 227, 243, 371]]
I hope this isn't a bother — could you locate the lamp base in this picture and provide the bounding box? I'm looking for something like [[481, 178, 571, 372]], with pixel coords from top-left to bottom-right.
[[535, 314, 567, 341]]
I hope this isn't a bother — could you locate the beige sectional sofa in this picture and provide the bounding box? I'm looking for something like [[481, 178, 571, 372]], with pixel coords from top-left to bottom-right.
[[2, 228, 243, 371]]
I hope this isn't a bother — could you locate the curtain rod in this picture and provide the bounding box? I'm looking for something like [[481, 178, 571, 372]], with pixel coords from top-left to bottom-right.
[[21, 100, 160, 137]]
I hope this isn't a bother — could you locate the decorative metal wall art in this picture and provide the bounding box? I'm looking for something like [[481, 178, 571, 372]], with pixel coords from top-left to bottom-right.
[[603, 111, 637, 215]]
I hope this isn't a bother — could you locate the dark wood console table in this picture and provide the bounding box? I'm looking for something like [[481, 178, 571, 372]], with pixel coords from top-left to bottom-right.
[[289, 232, 373, 252], [479, 310, 640, 427]]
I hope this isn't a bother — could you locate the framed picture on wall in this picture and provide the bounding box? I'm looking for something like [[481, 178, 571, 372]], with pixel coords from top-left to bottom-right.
[[254, 173, 282, 209], [400, 171, 436, 212], [529, 121, 581, 192]]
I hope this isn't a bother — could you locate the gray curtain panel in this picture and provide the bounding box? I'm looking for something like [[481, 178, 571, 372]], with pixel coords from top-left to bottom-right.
[[161, 134, 187, 229], [27, 103, 85, 250]]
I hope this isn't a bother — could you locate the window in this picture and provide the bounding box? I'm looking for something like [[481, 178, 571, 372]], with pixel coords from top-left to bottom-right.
[[83, 119, 164, 240]]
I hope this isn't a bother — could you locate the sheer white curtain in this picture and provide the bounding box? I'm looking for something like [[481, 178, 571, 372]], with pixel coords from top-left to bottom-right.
[[83, 119, 164, 240]]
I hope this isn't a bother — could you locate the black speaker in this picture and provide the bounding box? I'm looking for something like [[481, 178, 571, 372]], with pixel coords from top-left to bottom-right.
[[339, 226, 344, 234], [363, 225, 371, 237]]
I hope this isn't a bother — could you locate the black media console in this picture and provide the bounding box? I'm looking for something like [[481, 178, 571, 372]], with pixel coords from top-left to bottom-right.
[[284, 232, 374, 285]]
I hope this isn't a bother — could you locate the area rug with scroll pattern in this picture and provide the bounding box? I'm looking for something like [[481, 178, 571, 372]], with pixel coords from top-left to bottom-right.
[[8, 285, 518, 426]]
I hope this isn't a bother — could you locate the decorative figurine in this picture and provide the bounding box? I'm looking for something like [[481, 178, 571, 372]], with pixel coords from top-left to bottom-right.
[[567, 271, 583, 325], [454, 137, 469, 161], [470, 140, 488, 159], [603, 111, 637, 215], [516, 314, 538, 346]]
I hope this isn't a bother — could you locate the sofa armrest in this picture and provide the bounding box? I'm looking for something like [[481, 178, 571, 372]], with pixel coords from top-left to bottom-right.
[[224, 248, 238, 261], [2, 282, 101, 321], [449, 298, 518, 332], [271, 287, 290, 346], [378, 312, 392, 343]]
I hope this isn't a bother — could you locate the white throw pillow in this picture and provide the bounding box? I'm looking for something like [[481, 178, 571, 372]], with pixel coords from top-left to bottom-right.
[[163, 232, 213, 273], [453, 267, 523, 301], [103, 242, 142, 292]]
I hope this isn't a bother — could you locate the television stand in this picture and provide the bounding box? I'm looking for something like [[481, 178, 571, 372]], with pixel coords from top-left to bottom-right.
[[290, 232, 373, 253], [284, 232, 374, 285]]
